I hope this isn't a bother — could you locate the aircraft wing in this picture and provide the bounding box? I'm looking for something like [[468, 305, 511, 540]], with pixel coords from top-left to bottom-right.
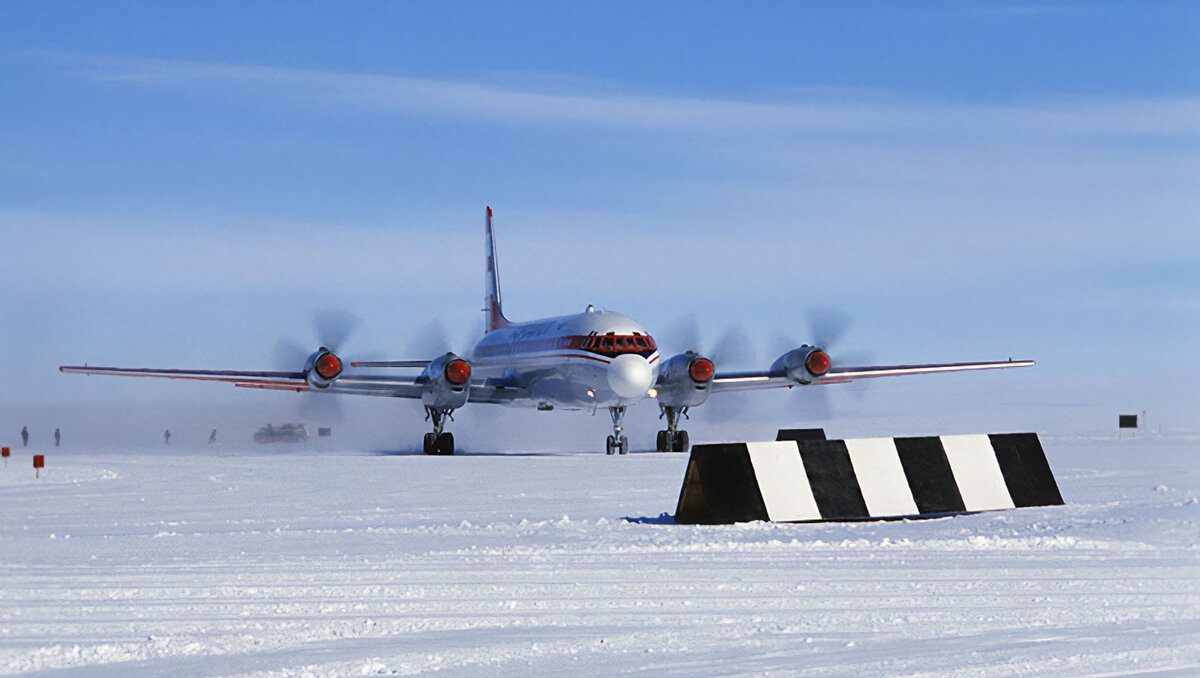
[[59, 365, 308, 388], [709, 359, 1035, 393], [58, 364, 428, 399], [56, 364, 536, 403]]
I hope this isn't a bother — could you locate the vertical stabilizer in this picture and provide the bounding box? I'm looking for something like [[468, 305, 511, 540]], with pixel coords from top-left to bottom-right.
[[484, 206, 512, 332]]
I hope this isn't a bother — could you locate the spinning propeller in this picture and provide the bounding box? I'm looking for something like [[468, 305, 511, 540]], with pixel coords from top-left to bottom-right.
[[664, 314, 757, 371], [274, 309, 362, 423], [662, 314, 758, 421], [401, 318, 484, 360], [774, 308, 873, 421]]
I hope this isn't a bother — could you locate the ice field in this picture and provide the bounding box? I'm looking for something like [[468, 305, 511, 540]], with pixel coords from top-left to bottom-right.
[[1, 432, 1197, 676]]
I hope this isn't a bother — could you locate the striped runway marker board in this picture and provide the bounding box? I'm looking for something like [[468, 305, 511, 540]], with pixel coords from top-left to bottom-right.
[[674, 433, 1063, 524]]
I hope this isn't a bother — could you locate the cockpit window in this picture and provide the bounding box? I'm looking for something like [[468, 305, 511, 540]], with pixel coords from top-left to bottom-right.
[[583, 333, 657, 356]]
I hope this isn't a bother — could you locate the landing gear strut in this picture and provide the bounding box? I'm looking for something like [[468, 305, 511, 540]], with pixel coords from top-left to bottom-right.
[[656, 405, 690, 452], [423, 407, 456, 455], [606, 405, 629, 455]]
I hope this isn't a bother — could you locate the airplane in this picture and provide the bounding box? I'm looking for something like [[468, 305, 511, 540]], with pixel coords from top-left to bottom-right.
[[61, 207, 1034, 456]]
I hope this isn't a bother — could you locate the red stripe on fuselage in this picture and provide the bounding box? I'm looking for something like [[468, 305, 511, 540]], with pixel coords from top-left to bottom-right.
[[472, 351, 615, 367]]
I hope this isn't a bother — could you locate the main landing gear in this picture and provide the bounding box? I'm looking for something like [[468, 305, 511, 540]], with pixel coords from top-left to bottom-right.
[[656, 405, 690, 453], [606, 405, 629, 455], [423, 407, 456, 455]]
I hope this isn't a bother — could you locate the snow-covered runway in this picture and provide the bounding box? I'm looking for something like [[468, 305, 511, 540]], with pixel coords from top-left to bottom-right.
[[2, 438, 1197, 676]]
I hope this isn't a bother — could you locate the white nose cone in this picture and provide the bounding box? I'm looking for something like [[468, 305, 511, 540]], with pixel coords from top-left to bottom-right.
[[607, 354, 654, 399]]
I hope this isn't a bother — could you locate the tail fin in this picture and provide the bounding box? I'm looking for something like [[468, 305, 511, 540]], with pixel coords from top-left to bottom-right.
[[484, 206, 512, 332]]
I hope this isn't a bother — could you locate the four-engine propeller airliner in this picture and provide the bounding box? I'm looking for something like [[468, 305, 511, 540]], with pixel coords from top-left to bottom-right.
[[61, 207, 1034, 455]]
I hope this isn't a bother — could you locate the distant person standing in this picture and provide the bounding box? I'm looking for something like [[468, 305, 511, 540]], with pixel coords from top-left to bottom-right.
[[209, 429, 217, 444], [21, 426, 28, 447], [164, 429, 171, 445], [54, 428, 60, 447]]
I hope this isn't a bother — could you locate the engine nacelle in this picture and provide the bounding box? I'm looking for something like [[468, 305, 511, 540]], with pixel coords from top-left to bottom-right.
[[419, 353, 472, 409], [655, 351, 715, 408], [771, 345, 831, 385], [304, 347, 343, 389]]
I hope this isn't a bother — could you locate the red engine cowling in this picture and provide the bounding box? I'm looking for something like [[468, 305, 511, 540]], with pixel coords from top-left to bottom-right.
[[420, 353, 472, 409], [305, 348, 343, 389], [655, 351, 715, 408], [771, 345, 831, 384]]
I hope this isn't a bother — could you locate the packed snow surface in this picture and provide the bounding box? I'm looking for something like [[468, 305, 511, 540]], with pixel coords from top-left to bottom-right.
[[2, 436, 1197, 676]]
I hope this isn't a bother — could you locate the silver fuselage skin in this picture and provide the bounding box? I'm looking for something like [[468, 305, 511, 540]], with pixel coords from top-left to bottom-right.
[[470, 309, 660, 409]]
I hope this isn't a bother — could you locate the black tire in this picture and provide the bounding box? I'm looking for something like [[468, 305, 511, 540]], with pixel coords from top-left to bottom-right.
[[423, 432, 436, 455], [673, 430, 690, 453], [655, 430, 668, 452], [436, 432, 455, 455], [618, 435, 628, 455], [605, 434, 615, 455]]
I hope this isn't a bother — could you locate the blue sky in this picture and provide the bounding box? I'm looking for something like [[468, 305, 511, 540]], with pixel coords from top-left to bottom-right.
[[1, 1, 1197, 444]]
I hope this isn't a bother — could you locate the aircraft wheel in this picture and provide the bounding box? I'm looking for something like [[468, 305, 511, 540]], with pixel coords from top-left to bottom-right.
[[605, 435, 616, 455], [655, 430, 669, 452], [618, 435, 629, 455], [423, 432, 437, 455], [435, 432, 455, 455], [673, 430, 690, 453]]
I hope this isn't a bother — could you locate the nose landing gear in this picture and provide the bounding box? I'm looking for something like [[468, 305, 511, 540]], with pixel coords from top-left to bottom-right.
[[656, 405, 690, 452], [423, 407, 456, 455], [606, 405, 629, 455]]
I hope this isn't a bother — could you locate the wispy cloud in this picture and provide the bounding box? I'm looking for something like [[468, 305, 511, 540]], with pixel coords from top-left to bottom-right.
[[10, 51, 1197, 317], [33, 51, 1200, 139], [0, 210, 477, 293]]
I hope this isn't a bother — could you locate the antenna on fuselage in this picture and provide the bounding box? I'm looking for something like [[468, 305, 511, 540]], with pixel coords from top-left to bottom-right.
[[484, 206, 513, 333]]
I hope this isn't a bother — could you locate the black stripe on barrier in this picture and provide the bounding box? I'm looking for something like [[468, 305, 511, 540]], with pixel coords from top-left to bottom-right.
[[776, 428, 827, 442], [989, 433, 1064, 507], [893, 436, 967, 514], [796, 440, 870, 519], [674, 443, 769, 524]]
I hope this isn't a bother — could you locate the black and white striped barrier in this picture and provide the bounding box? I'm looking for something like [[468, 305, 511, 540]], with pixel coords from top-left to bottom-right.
[[674, 433, 1063, 524]]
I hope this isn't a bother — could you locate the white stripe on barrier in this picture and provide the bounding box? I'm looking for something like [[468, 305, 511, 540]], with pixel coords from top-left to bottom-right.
[[844, 437, 920, 517], [940, 434, 1015, 511], [746, 441, 822, 522]]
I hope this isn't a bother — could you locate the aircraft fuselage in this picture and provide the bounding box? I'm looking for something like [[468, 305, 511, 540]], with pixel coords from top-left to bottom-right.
[[470, 308, 660, 409]]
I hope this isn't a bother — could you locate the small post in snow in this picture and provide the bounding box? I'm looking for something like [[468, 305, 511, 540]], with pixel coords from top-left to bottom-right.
[[33, 454, 44, 479]]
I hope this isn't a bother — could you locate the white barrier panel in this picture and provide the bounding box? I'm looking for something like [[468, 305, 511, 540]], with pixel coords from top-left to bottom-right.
[[746, 441, 822, 522], [940, 434, 1015, 512], [844, 437, 920, 518]]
